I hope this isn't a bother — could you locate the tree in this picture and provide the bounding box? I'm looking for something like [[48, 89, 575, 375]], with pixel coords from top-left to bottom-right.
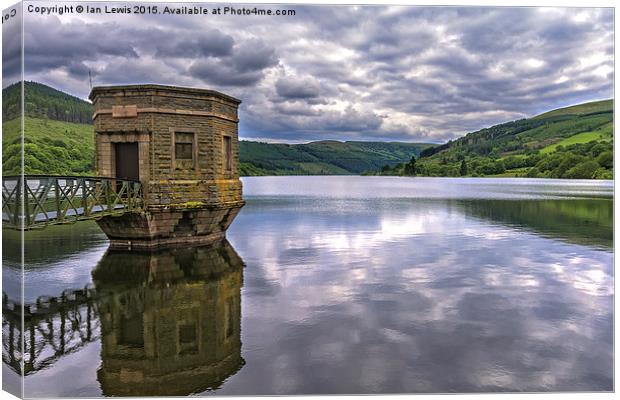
[[593, 168, 613, 180], [563, 161, 599, 179], [596, 151, 613, 169], [403, 156, 417, 176], [526, 167, 541, 178], [460, 159, 468, 176], [551, 154, 585, 178], [590, 143, 609, 157]]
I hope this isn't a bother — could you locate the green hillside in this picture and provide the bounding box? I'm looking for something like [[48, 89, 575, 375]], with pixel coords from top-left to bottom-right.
[[3, 81, 93, 124], [240, 140, 433, 175], [533, 99, 612, 119], [380, 99, 613, 179], [2, 117, 94, 175]]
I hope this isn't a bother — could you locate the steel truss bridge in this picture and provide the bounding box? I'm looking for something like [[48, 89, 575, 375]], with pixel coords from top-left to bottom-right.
[[2, 176, 143, 230]]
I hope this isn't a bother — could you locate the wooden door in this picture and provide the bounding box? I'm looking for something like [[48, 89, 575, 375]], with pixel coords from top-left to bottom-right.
[[115, 143, 139, 181]]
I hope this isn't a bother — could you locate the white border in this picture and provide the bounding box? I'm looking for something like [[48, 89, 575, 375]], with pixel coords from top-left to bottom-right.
[[0, 1, 616, 400]]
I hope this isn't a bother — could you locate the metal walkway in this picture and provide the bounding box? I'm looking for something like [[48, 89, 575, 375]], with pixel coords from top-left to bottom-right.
[[2, 176, 143, 229]]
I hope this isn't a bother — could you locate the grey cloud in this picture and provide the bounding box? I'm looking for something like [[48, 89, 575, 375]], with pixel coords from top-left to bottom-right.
[[456, 9, 536, 53], [273, 102, 321, 117], [246, 105, 384, 141], [155, 29, 234, 58], [188, 38, 278, 87], [231, 39, 278, 73], [275, 76, 321, 100], [91, 57, 183, 86], [2, 10, 22, 86], [24, 17, 139, 66], [322, 107, 384, 132], [189, 58, 266, 87], [65, 61, 91, 77]]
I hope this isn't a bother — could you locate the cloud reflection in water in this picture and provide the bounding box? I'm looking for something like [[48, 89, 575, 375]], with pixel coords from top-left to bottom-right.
[[222, 179, 612, 393]]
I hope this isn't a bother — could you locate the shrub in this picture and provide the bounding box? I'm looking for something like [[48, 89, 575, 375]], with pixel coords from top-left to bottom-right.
[[596, 151, 613, 169], [526, 167, 541, 178], [563, 161, 599, 179], [592, 168, 613, 180]]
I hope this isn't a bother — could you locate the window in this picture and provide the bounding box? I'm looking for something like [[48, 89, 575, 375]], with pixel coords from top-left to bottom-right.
[[225, 297, 235, 338], [223, 136, 232, 171], [178, 323, 198, 354], [175, 132, 194, 161], [119, 315, 144, 348]]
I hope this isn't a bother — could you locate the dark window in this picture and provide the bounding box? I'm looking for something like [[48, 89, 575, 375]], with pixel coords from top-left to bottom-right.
[[225, 298, 235, 338], [178, 323, 198, 354], [175, 132, 194, 160], [119, 315, 144, 348], [223, 136, 232, 171]]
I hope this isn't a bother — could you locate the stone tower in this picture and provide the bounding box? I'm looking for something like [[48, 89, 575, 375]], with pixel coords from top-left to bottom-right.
[[89, 84, 244, 249]]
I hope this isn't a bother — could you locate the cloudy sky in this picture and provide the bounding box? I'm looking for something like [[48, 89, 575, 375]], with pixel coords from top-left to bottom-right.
[[3, 3, 614, 143]]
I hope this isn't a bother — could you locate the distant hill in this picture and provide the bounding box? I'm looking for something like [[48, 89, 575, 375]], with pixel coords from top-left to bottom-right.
[[533, 99, 613, 120], [380, 99, 613, 179], [419, 99, 612, 159], [2, 82, 96, 175], [240, 140, 433, 175], [3, 81, 93, 124]]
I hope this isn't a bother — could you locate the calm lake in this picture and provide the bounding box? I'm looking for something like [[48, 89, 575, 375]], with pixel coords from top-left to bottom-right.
[[2, 176, 613, 395]]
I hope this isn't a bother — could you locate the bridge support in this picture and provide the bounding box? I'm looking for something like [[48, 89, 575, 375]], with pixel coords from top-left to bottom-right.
[[90, 85, 244, 249]]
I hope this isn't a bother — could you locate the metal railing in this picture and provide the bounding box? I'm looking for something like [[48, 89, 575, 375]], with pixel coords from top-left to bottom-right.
[[2, 176, 144, 229]]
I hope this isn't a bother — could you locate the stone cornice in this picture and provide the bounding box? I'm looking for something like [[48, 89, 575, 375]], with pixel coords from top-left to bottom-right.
[[93, 107, 239, 122], [89, 84, 242, 104]]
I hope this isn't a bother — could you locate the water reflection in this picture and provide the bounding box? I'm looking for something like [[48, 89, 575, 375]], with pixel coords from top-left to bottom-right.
[[220, 185, 612, 393], [454, 198, 613, 249], [93, 241, 245, 396], [3, 240, 245, 397], [2, 177, 614, 395]]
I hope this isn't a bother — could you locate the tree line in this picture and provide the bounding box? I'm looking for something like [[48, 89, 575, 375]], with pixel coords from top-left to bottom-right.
[[374, 139, 612, 180], [3, 81, 93, 124]]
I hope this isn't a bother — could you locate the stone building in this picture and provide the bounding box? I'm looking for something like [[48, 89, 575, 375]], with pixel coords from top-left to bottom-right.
[[89, 84, 244, 249]]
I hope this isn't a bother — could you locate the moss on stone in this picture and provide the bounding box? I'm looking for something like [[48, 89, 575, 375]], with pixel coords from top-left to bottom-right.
[[174, 201, 205, 209]]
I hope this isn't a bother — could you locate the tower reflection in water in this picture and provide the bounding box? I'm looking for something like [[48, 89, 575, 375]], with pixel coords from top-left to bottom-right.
[[93, 239, 245, 396]]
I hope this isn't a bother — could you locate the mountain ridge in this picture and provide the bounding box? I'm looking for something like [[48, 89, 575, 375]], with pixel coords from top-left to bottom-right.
[[3, 81, 93, 124], [383, 99, 613, 179]]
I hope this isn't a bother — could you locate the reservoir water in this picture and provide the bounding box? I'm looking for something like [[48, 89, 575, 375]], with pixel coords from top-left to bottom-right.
[[2, 177, 613, 395]]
